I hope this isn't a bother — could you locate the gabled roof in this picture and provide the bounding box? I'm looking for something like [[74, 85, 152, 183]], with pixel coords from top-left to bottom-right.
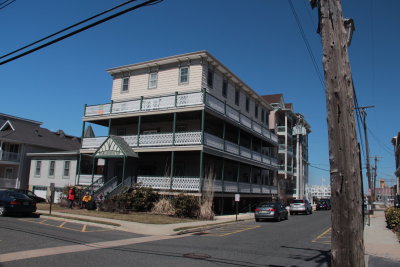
[[0, 114, 80, 151], [0, 120, 14, 131], [261, 94, 284, 105], [94, 135, 138, 158]]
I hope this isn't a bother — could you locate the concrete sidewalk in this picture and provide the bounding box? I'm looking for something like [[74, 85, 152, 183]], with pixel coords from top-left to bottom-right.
[[36, 209, 254, 236], [364, 210, 400, 262]]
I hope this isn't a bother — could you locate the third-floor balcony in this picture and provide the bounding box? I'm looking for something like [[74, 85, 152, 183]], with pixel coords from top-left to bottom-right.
[[0, 151, 21, 162], [84, 90, 278, 145], [276, 126, 293, 136]]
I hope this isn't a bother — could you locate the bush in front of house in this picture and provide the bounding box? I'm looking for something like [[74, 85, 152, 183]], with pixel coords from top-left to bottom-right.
[[172, 194, 199, 218], [112, 184, 159, 212], [385, 207, 400, 232], [151, 197, 175, 216]]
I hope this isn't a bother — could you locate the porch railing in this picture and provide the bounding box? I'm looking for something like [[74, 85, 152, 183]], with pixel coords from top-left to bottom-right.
[[84, 91, 278, 145], [0, 178, 18, 188], [135, 176, 278, 194], [0, 151, 21, 162]]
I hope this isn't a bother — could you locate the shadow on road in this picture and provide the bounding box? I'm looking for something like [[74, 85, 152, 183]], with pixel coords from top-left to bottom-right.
[[281, 245, 331, 267]]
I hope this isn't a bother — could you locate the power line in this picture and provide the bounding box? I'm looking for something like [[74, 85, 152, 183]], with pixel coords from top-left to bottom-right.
[[0, 0, 163, 65], [367, 127, 394, 155], [287, 0, 325, 90], [0, 0, 15, 10], [0, 0, 140, 60], [308, 163, 330, 172]]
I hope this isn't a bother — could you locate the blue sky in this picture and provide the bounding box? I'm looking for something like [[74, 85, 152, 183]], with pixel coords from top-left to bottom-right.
[[1, 0, 398, 188]]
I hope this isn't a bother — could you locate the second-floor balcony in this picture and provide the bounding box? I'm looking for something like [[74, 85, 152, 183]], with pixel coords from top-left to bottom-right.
[[0, 151, 21, 162], [276, 126, 293, 136], [278, 144, 293, 155], [82, 131, 278, 168], [84, 90, 278, 145]]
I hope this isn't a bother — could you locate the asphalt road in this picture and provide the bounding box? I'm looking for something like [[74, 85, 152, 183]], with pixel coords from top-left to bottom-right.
[[0, 211, 332, 267]]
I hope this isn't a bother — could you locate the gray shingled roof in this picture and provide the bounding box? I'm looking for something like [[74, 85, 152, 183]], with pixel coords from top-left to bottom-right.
[[109, 135, 138, 158], [0, 114, 81, 151]]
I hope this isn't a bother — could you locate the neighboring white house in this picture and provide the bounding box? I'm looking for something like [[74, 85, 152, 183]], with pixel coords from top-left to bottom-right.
[[306, 184, 331, 201], [27, 151, 79, 203]]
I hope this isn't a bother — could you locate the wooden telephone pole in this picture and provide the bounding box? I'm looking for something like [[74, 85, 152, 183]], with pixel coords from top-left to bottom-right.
[[312, 0, 365, 266]]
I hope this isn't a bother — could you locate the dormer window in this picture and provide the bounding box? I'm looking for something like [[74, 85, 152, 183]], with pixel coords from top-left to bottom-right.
[[121, 77, 129, 92], [0, 120, 14, 131], [148, 72, 158, 89], [179, 67, 189, 84]]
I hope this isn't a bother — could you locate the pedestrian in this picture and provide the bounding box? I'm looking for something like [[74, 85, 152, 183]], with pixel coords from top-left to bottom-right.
[[68, 186, 76, 209], [81, 192, 92, 209]]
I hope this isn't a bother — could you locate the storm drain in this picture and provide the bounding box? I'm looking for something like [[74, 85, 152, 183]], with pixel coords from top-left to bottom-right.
[[183, 253, 211, 260]]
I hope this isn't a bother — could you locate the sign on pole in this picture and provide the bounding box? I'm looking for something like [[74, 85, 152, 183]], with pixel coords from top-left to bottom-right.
[[235, 194, 240, 202]]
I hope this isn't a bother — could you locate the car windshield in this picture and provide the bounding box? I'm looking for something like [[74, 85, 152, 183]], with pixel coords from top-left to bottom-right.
[[292, 200, 304, 204], [260, 203, 275, 208], [318, 201, 327, 204], [6, 191, 31, 200]]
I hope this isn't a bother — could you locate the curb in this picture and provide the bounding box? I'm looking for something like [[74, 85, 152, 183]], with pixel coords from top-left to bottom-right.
[[173, 218, 253, 235]]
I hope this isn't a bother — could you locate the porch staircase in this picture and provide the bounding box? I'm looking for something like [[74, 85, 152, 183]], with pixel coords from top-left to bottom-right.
[[84, 176, 134, 200]]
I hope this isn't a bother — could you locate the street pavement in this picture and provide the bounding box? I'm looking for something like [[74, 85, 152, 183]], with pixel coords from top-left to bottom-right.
[[1, 211, 331, 266], [0, 209, 399, 266]]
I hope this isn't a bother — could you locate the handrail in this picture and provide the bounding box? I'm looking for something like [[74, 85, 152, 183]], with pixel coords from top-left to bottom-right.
[[94, 176, 118, 197]]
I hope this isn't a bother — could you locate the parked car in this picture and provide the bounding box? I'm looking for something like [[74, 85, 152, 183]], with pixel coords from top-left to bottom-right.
[[290, 199, 313, 215], [1, 188, 46, 203], [0, 189, 37, 216], [316, 200, 331, 210], [254, 202, 288, 222]]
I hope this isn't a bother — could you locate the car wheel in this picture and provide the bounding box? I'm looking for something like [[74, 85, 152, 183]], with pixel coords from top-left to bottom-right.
[[0, 206, 5, 216], [310, 209, 313, 214], [276, 215, 281, 222], [285, 213, 289, 220], [255, 218, 261, 222], [305, 210, 309, 215]]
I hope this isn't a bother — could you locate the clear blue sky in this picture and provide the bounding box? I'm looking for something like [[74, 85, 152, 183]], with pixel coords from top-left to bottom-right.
[[1, 0, 398, 188]]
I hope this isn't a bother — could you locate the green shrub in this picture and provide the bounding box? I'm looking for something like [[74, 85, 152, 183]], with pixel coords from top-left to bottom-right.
[[172, 194, 199, 218], [385, 207, 400, 231], [112, 184, 158, 212]]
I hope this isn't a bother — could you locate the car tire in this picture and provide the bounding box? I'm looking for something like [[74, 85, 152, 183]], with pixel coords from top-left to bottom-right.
[[310, 209, 313, 214], [255, 218, 261, 222], [285, 213, 289, 220], [305, 210, 309, 215], [0, 206, 5, 216], [276, 215, 281, 222]]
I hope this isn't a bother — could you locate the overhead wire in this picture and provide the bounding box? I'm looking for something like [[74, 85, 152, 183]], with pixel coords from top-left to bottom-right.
[[0, 0, 163, 65], [0, 0, 15, 10], [0, 0, 140, 60], [287, 0, 325, 91], [367, 127, 394, 155]]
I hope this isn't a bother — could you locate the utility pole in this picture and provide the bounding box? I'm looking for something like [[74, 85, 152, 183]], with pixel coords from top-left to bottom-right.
[[355, 105, 375, 200], [312, 1, 365, 266], [371, 156, 383, 201]]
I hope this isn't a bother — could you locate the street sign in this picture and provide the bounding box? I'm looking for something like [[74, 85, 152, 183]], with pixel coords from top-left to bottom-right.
[[235, 194, 240, 202]]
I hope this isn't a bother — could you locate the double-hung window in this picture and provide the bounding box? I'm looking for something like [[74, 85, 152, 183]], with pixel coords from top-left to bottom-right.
[[121, 77, 129, 92], [255, 104, 259, 118], [49, 161, 55, 177], [207, 69, 214, 88], [222, 79, 228, 98], [148, 72, 158, 89], [245, 97, 250, 112], [235, 89, 240, 106], [35, 161, 41, 176], [261, 109, 265, 123], [63, 161, 70, 177], [179, 67, 189, 84]]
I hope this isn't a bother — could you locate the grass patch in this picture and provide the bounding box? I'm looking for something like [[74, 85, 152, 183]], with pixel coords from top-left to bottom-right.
[[37, 203, 197, 224]]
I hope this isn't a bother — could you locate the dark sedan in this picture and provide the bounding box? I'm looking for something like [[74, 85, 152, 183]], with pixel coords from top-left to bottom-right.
[[254, 202, 288, 222], [0, 189, 37, 216], [316, 200, 331, 210]]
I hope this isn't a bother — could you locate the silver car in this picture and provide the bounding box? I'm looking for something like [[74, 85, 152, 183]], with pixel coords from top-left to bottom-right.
[[290, 199, 313, 215]]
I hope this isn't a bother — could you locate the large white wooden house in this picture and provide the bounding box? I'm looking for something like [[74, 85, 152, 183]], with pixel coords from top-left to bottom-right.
[[78, 51, 280, 214]]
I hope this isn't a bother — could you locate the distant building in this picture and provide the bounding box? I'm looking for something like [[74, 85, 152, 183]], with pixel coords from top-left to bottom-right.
[[27, 151, 79, 203], [262, 94, 311, 203], [0, 113, 81, 189], [306, 184, 331, 201]]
